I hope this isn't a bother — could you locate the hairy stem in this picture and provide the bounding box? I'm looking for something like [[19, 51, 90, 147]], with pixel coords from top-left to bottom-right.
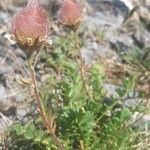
[[27, 59, 64, 150], [74, 32, 92, 99]]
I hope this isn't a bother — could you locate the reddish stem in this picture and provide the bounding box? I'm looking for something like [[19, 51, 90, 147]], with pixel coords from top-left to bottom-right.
[[28, 59, 64, 150]]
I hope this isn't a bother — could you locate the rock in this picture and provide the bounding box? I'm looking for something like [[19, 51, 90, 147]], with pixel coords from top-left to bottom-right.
[[0, 28, 31, 134], [107, 31, 134, 54], [103, 83, 120, 98], [139, 7, 150, 28], [132, 29, 150, 48], [0, 113, 12, 135], [81, 39, 110, 64], [118, 0, 134, 10], [17, 107, 29, 122], [2, 106, 17, 117], [125, 98, 141, 109], [0, 12, 9, 25], [128, 111, 150, 130], [0, 85, 5, 98], [0, 0, 92, 15], [0, 0, 149, 137]]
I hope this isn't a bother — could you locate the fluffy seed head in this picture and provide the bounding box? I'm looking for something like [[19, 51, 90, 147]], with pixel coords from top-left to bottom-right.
[[59, 0, 85, 30], [11, 0, 50, 55]]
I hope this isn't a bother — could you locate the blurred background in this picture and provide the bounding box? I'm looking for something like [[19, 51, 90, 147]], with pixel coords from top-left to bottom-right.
[[0, 0, 149, 146]]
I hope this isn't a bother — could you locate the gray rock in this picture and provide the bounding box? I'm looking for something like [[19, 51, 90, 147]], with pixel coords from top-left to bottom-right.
[[0, 85, 5, 98], [103, 83, 120, 98], [128, 112, 150, 130], [0, 12, 9, 25], [0, 0, 149, 136], [132, 29, 150, 49], [0, 113, 12, 135], [17, 107, 29, 122], [125, 98, 141, 109]]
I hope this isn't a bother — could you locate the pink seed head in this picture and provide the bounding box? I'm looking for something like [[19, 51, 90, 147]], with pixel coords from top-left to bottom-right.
[[59, 0, 85, 30], [11, 0, 50, 55]]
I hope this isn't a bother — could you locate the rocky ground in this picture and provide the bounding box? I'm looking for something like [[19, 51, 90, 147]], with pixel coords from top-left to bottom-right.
[[0, 0, 150, 139]]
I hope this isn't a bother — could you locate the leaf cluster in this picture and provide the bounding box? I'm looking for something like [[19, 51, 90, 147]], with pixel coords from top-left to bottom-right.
[[3, 34, 149, 150]]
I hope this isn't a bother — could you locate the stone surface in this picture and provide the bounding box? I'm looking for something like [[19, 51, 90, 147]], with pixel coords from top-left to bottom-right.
[[0, 0, 150, 136], [128, 112, 150, 130], [0, 113, 12, 135]]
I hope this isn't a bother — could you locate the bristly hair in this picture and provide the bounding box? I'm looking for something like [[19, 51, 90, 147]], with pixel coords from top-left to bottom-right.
[[59, 0, 85, 29], [11, 0, 50, 54]]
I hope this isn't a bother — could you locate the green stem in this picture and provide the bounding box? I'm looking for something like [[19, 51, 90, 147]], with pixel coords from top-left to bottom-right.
[[73, 32, 92, 99]]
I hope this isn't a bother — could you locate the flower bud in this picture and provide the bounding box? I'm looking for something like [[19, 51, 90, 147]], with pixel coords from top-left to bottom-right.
[[59, 0, 85, 30], [11, 0, 50, 56]]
